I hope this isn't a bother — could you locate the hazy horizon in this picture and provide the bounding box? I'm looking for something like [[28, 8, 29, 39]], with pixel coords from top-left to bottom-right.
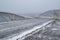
[[0, 0, 60, 16]]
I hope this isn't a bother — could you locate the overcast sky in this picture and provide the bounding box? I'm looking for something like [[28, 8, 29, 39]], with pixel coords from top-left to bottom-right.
[[0, 0, 60, 16]]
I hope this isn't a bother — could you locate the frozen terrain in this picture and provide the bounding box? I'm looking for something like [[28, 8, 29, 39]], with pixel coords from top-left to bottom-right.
[[0, 10, 60, 40], [24, 20, 60, 40], [0, 18, 52, 40]]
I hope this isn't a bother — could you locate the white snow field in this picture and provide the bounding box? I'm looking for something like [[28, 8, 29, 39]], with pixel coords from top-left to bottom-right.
[[0, 18, 52, 40], [0, 10, 60, 40]]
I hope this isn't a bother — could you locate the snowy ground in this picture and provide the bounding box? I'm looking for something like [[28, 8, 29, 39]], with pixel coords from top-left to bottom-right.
[[0, 18, 52, 40], [24, 20, 60, 40]]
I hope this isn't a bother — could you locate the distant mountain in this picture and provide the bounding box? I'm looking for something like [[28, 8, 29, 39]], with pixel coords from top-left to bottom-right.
[[0, 12, 26, 22], [39, 10, 60, 19]]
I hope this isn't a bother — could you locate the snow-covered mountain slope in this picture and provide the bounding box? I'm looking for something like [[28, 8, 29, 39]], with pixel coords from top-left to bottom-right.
[[0, 12, 26, 22]]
